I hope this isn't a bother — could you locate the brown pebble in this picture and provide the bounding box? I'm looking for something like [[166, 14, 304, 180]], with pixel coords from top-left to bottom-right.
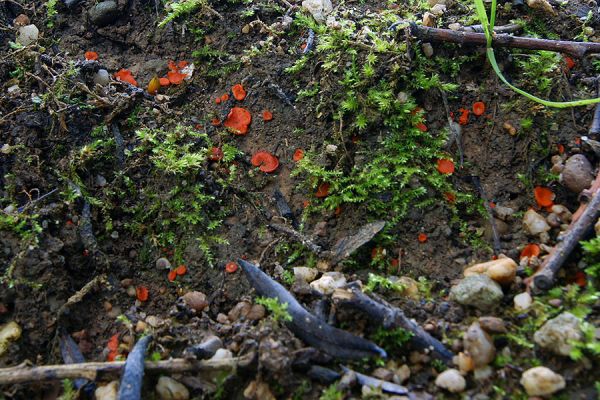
[[120, 278, 133, 287], [126, 286, 136, 297], [247, 304, 266, 321], [216, 313, 229, 324], [182, 291, 208, 312], [503, 121, 517, 136], [159, 286, 167, 295], [479, 316, 507, 333], [228, 301, 252, 321], [103, 301, 112, 312], [548, 298, 562, 307], [135, 320, 147, 333], [372, 368, 394, 382], [14, 14, 30, 26], [228, 341, 240, 353], [560, 154, 593, 193], [424, 323, 436, 332]]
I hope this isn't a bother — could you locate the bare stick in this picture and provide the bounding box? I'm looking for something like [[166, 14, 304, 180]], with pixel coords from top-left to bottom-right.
[[530, 172, 600, 291], [0, 355, 254, 386], [407, 23, 600, 58], [269, 223, 322, 254], [333, 284, 454, 363]]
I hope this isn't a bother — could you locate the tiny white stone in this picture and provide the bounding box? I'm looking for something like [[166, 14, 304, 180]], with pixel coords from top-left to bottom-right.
[[16, 24, 39, 46], [514, 292, 532, 311], [435, 369, 466, 393], [93, 69, 110, 86], [301, 0, 333, 22], [95, 381, 119, 400], [210, 348, 233, 361], [155, 376, 190, 400], [520, 367, 565, 396]]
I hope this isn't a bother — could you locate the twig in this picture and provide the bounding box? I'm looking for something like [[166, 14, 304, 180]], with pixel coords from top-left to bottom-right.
[[269, 223, 322, 254], [340, 366, 413, 397], [333, 284, 454, 363], [0, 355, 254, 385], [530, 172, 600, 291], [461, 23, 522, 34], [238, 259, 387, 360], [407, 23, 600, 58]]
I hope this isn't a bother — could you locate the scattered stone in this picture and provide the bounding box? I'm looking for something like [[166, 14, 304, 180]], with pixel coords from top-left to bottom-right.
[[325, 144, 338, 154], [110, 231, 119, 239], [155, 376, 190, 400], [551, 204, 572, 223], [241, 24, 251, 33], [534, 312, 582, 356], [548, 298, 562, 307], [397, 276, 420, 299], [546, 212, 561, 227], [463, 322, 495, 368], [526, 0, 556, 15], [372, 367, 394, 382], [120, 278, 133, 287], [210, 348, 233, 361], [430, 3, 446, 15], [0, 321, 22, 356], [7, 85, 20, 97], [310, 272, 347, 295], [478, 316, 507, 333], [422, 42, 434, 58], [463, 256, 517, 284], [448, 22, 462, 31], [301, 0, 333, 22], [523, 209, 551, 236], [428, 0, 446, 6], [16, 24, 39, 46], [247, 304, 266, 320], [13, 14, 30, 27], [493, 205, 515, 221], [126, 286, 136, 297], [450, 274, 503, 310], [560, 154, 593, 193], [88, 1, 119, 27], [146, 316, 162, 328], [228, 301, 251, 321], [135, 320, 147, 333], [422, 12, 436, 27], [435, 368, 466, 393], [95, 175, 107, 187], [454, 352, 474, 374], [182, 291, 208, 312], [394, 364, 411, 383], [216, 313, 229, 324], [473, 365, 493, 381], [243, 379, 276, 400], [293, 267, 318, 283], [513, 292, 532, 311], [520, 367, 565, 396], [95, 380, 119, 400], [93, 69, 110, 86], [156, 257, 171, 269]]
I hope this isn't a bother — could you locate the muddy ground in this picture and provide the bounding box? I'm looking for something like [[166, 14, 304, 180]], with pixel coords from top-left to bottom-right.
[[0, 0, 599, 398]]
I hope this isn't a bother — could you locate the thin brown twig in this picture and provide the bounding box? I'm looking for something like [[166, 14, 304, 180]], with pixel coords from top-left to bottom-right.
[[407, 23, 600, 58], [0, 355, 255, 385], [529, 171, 600, 291]]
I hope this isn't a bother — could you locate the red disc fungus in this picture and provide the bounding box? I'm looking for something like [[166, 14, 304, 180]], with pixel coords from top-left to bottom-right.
[[175, 265, 187, 276], [564, 55, 576, 70], [225, 262, 238, 273], [215, 97, 221, 104], [136, 286, 149, 302], [224, 107, 252, 135], [208, 147, 224, 161], [167, 70, 186, 85], [147, 76, 161, 95], [472, 101, 485, 116], [293, 149, 304, 162], [85, 51, 99, 61], [159, 77, 170, 86], [416, 122, 428, 132], [251, 151, 279, 173], [114, 69, 138, 87], [458, 108, 470, 125], [437, 159, 455, 174], [221, 94, 230, 102], [302, 200, 310, 208], [418, 233, 428, 243], [444, 192, 456, 203], [534, 186, 555, 208], [211, 118, 221, 126], [520, 243, 541, 259], [262, 110, 273, 121], [168, 270, 177, 282], [315, 182, 330, 198], [232, 84, 246, 101]]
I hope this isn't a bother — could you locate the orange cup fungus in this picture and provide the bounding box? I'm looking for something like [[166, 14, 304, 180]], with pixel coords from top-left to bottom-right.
[[224, 107, 252, 135], [225, 262, 238, 273], [472, 101, 485, 116], [520, 243, 540, 259], [136, 286, 149, 302], [262, 110, 273, 121], [232, 84, 247, 101], [114, 69, 138, 86], [534, 186, 555, 208], [208, 147, 224, 161], [315, 182, 330, 198], [251, 151, 279, 173], [293, 149, 304, 162], [85, 51, 99, 61], [437, 159, 455, 174]]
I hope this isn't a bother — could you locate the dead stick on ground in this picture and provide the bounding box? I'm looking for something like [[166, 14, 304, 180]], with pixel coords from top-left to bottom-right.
[[269, 223, 322, 254], [529, 171, 600, 291], [0, 355, 254, 386], [407, 23, 600, 58]]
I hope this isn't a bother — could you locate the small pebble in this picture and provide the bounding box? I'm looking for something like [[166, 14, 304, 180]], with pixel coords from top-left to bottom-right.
[[478, 316, 507, 333], [422, 42, 434, 58], [430, 3, 446, 15], [463, 257, 517, 284], [454, 352, 474, 374], [310, 272, 347, 295], [422, 12, 436, 27], [435, 368, 466, 393], [182, 291, 208, 312], [560, 154, 593, 193], [156, 257, 171, 269], [293, 267, 318, 283], [523, 209, 550, 236], [463, 322, 495, 368], [95, 380, 119, 400], [534, 312, 582, 356], [155, 376, 190, 400], [520, 367, 565, 396], [93, 69, 110, 86], [0, 321, 22, 357], [450, 274, 503, 311], [16, 24, 38, 46], [103, 301, 112, 312], [210, 348, 233, 361], [126, 286, 136, 297], [372, 367, 394, 382], [135, 320, 147, 333], [247, 304, 266, 320], [513, 292, 532, 311]]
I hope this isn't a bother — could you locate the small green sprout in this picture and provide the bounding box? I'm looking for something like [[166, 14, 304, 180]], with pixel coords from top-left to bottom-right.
[[256, 297, 292, 323], [364, 273, 406, 294]]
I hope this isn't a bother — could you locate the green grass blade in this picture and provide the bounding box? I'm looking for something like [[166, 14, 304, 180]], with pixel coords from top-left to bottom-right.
[[486, 49, 600, 108], [490, 0, 497, 31]]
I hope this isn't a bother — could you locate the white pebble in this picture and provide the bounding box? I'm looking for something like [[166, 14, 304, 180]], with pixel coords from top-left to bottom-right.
[[95, 381, 119, 400], [435, 369, 466, 393], [210, 348, 233, 361], [513, 292, 532, 311], [522, 209, 550, 236], [463, 322, 495, 368], [93, 69, 110, 86], [310, 272, 347, 295], [16, 24, 39, 46], [155, 376, 189, 400], [520, 367, 565, 396], [293, 267, 318, 283]]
